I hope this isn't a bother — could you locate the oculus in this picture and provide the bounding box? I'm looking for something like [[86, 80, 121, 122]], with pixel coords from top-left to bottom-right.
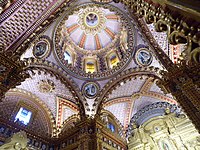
[[136, 48, 153, 66], [85, 13, 99, 27], [82, 82, 99, 98]]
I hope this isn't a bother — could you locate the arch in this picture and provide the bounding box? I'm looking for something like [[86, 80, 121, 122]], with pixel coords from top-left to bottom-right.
[[127, 102, 180, 138], [59, 114, 80, 136], [23, 58, 86, 118], [100, 109, 126, 139], [56, 96, 79, 128], [95, 66, 162, 114], [118, 0, 199, 66], [4, 89, 55, 137]]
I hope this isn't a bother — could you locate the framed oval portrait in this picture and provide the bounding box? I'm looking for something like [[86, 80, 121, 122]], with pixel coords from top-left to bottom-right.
[[33, 36, 51, 59], [136, 48, 153, 66], [82, 82, 100, 99]]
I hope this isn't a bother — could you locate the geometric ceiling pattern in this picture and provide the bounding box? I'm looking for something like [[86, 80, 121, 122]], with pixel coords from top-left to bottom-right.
[[103, 77, 177, 130], [3, 2, 178, 131], [147, 24, 186, 64], [55, 3, 135, 79], [1, 0, 194, 146], [64, 7, 121, 51], [108, 77, 147, 100], [56, 96, 79, 127], [1, 89, 54, 137], [16, 69, 78, 124], [147, 24, 168, 56]]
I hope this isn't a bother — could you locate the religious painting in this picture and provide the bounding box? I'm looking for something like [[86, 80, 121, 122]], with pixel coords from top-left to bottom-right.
[[85, 13, 99, 27], [82, 82, 99, 98], [136, 48, 153, 66], [33, 36, 51, 59]]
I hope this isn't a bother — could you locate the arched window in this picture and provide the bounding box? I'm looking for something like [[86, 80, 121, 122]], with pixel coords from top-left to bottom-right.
[[84, 58, 97, 73], [107, 52, 119, 68], [86, 62, 95, 73], [14, 107, 32, 125], [64, 51, 72, 64]]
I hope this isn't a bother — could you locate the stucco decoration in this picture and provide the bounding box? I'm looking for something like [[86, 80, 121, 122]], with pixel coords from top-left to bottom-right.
[[54, 3, 135, 80]]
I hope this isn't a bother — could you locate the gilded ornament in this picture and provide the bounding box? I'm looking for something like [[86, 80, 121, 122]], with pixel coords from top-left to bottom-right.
[[54, 3, 135, 80], [78, 6, 106, 35], [38, 79, 55, 93]]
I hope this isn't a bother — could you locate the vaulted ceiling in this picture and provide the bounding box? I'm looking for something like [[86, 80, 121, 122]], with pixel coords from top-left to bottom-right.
[[0, 0, 199, 139]]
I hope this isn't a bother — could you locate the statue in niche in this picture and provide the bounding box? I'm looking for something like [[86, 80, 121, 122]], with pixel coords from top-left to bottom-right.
[[190, 47, 200, 63], [162, 142, 170, 150], [0, 65, 6, 74], [194, 136, 200, 150], [101, 115, 108, 124], [159, 139, 174, 150], [120, 27, 128, 51]]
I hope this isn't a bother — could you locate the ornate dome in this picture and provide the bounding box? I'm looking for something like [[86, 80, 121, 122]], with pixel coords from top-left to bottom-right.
[[0, 0, 200, 149], [54, 3, 135, 80]]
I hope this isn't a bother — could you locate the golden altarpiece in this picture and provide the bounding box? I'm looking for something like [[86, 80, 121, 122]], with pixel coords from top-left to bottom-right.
[[0, 0, 199, 149]]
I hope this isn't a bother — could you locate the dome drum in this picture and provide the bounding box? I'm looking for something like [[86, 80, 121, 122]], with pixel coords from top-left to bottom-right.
[[54, 3, 136, 80]]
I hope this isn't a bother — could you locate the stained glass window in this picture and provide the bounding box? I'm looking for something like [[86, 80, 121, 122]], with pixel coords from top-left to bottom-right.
[[108, 53, 119, 68], [64, 51, 72, 64], [15, 107, 32, 125]]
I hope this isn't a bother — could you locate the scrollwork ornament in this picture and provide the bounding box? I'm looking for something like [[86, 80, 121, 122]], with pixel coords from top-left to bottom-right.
[[155, 20, 168, 32]]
